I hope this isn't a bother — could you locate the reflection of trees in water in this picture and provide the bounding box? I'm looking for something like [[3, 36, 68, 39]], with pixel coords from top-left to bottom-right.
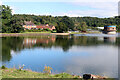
[[54, 36, 74, 52], [2, 37, 24, 62], [2, 36, 118, 62]]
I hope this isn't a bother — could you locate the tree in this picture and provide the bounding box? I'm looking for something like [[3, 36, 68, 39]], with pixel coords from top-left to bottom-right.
[[56, 22, 68, 33], [56, 16, 75, 33], [61, 16, 74, 30], [10, 16, 24, 33], [81, 22, 87, 31], [1, 5, 12, 33], [75, 22, 81, 31]]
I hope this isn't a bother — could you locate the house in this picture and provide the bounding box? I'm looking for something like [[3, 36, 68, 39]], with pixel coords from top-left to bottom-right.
[[103, 25, 116, 34], [36, 24, 55, 30], [23, 21, 56, 30], [23, 21, 36, 30]]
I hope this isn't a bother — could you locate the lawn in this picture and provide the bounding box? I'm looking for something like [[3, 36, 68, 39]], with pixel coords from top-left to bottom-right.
[[1, 68, 81, 78]]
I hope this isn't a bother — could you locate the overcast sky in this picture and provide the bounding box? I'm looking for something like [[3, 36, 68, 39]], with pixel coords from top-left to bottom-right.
[[1, 0, 120, 18]]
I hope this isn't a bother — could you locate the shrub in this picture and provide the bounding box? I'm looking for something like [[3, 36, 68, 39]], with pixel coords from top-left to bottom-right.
[[43, 65, 52, 74], [18, 64, 25, 71], [1, 65, 6, 69]]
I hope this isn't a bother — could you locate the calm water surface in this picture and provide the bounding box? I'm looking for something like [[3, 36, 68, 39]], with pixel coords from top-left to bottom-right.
[[2, 34, 119, 78]]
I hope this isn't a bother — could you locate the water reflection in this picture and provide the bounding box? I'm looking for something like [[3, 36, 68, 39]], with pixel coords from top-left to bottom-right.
[[2, 35, 119, 78]]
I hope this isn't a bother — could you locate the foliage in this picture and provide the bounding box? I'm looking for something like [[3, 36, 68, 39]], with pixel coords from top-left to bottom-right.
[[10, 16, 24, 33], [56, 21, 68, 33], [76, 22, 87, 31], [1, 65, 7, 69], [18, 64, 25, 71], [81, 22, 87, 31], [1, 5, 12, 33], [1, 5, 24, 33], [43, 28, 51, 31], [43, 65, 52, 74], [25, 28, 51, 32], [61, 16, 75, 30], [56, 16, 75, 33]]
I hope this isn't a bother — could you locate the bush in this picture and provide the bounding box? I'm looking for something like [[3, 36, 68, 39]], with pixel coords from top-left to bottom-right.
[[1, 65, 6, 69], [25, 29, 42, 32], [18, 64, 25, 71], [43, 65, 52, 74]]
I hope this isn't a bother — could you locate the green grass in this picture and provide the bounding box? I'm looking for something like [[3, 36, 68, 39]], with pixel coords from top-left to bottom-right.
[[1, 68, 117, 80], [0, 70, 2, 79], [1, 31, 103, 35], [1, 68, 81, 78], [70, 32, 83, 34], [23, 31, 51, 33], [1, 31, 51, 34]]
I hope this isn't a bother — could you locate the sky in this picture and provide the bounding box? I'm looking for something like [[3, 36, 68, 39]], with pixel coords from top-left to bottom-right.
[[1, 0, 120, 18]]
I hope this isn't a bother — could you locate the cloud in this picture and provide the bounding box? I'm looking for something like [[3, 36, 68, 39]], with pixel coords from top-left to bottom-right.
[[9, 6, 21, 14], [53, 2, 118, 17], [10, 6, 15, 14], [9, 6, 16, 14], [0, 1, 2, 5], [2, 2, 118, 17], [119, 1, 120, 15], [1, 0, 119, 2]]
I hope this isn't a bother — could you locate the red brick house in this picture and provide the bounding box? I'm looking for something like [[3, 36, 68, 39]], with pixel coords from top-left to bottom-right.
[[36, 24, 55, 30], [23, 21, 55, 30]]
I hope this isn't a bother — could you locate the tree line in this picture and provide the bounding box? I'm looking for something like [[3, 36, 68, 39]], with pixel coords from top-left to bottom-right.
[[1, 5, 120, 33]]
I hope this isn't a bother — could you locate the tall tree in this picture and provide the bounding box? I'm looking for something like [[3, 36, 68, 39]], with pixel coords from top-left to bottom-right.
[[10, 16, 24, 33], [56, 22, 68, 33], [81, 22, 87, 31], [61, 16, 74, 30], [1, 5, 12, 33]]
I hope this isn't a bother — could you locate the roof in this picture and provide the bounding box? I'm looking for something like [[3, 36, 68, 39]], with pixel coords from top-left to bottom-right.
[[36, 25, 46, 28], [36, 24, 54, 29], [49, 25, 54, 28], [24, 21, 35, 25], [104, 25, 116, 27]]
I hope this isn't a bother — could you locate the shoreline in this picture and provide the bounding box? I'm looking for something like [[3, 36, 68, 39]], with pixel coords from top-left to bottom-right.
[[1, 68, 108, 79], [0, 32, 102, 37], [0, 32, 70, 37], [1, 68, 82, 78]]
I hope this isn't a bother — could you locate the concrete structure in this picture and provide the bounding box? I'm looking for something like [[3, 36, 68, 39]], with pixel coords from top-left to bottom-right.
[[103, 25, 116, 34]]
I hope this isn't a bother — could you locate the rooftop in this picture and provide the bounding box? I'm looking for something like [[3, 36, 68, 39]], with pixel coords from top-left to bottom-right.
[[24, 21, 35, 25]]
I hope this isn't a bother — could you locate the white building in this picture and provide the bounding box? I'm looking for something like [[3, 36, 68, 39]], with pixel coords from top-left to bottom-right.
[[97, 27, 104, 30]]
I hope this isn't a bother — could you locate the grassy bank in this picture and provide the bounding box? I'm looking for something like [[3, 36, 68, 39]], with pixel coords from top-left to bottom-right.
[[1, 68, 116, 80], [0, 32, 69, 37], [0, 31, 102, 37], [1, 68, 81, 78], [1, 31, 51, 34]]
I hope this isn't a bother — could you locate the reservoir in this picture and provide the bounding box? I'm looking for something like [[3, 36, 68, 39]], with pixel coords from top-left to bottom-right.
[[2, 33, 119, 78]]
